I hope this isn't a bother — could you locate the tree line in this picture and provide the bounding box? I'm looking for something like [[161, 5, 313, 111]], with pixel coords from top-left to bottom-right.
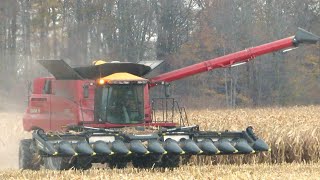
[[0, 0, 319, 108]]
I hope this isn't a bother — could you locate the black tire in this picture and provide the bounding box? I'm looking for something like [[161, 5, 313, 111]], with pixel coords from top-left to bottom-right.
[[132, 155, 160, 169], [181, 155, 192, 165], [19, 139, 40, 170], [160, 154, 180, 168], [73, 157, 92, 170], [108, 157, 128, 169], [43, 157, 71, 170]]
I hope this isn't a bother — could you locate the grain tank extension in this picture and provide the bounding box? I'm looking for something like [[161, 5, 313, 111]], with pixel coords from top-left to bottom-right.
[[19, 28, 319, 170]]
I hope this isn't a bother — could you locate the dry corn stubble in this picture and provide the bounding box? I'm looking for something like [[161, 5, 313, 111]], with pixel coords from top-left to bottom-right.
[[188, 105, 320, 164], [0, 106, 320, 179], [1, 163, 320, 180]]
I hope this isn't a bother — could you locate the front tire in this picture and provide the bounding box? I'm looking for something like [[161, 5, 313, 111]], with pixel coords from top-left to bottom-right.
[[73, 157, 92, 170], [108, 157, 128, 169], [132, 155, 160, 168], [43, 157, 71, 170], [160, 154, 180, 168], [19, 139, 40, 170]]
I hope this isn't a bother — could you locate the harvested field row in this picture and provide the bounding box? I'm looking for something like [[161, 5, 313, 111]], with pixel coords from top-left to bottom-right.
[[1, 163, 320, 180]]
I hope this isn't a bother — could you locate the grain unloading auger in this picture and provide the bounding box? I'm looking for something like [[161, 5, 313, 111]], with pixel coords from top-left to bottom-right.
[[20, 28, 319, 170]]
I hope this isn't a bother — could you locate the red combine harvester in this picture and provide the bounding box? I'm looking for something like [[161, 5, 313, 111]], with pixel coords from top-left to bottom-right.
[[19, 28, 319, 170]]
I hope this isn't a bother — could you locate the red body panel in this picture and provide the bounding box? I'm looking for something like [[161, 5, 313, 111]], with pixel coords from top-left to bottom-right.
[[23, 78, 164, 132]]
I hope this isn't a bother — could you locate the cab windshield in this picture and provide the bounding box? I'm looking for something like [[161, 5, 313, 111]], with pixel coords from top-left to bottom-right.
[[96, 84, 144, 124]]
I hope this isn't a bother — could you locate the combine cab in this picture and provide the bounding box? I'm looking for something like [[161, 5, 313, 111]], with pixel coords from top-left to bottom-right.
[[19, 28, 319, 170]]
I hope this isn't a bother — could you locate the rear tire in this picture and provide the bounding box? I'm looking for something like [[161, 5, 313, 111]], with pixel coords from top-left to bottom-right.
[[19, 139, 40, 170], [43, 157, 71, 170]]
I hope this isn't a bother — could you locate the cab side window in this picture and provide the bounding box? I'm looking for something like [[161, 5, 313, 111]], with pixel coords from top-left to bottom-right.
[[42, 79, 52, 94]]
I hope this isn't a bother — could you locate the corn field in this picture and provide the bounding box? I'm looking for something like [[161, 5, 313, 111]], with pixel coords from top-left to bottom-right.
[[1, 106, 320, 179]]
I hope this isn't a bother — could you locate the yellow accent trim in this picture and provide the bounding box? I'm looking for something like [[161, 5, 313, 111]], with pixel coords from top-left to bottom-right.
[[198, 150, 203, 154], [92, 152, 97, 156], [93, 60, 107, 65], [251, 150, 256, 154], [180, 151, 185, 155], [216, 150, 221, 154], [100, 73, 147, 83], [233, 150, 238, 153], [163, 151, 168, 154]]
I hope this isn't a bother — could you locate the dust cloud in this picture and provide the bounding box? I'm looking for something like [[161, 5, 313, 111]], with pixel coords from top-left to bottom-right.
[[0, 108, 29, 169]]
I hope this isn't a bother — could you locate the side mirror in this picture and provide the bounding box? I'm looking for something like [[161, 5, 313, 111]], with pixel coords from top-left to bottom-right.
[[83, 84, 89, 98], [164, 82, 171, 98]]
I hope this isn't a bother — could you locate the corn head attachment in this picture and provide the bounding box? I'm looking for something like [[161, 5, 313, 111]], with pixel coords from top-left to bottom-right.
[[31, 125, 269, 169]]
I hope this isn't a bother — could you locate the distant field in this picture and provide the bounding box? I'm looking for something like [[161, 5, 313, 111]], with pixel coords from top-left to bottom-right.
[[0, 106, 320, 179]]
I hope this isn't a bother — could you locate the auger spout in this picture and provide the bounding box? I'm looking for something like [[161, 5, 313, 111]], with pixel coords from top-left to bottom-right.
[[150, 28, 319, 86]]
